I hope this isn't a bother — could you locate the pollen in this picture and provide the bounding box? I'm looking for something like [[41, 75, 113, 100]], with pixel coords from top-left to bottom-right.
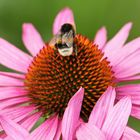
[[25, 34, 114, 120]]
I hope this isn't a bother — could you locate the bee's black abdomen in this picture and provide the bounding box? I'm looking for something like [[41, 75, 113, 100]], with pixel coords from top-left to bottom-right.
[[61, 23, 73, 33], [55, 43, 68, 49]]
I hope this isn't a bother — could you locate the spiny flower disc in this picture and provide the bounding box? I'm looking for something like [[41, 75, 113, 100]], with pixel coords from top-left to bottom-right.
[[25, 34, 114, 120]]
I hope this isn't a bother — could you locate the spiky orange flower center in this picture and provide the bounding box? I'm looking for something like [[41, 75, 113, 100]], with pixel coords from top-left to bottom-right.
[[25, 34, 114, 120]]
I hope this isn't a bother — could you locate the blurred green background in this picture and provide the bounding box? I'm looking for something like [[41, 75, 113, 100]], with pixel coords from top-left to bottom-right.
[[0, 0, 140, 132]]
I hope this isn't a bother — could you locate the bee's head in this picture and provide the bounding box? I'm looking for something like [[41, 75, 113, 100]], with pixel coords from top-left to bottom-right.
[[60, 23, 75, 36]]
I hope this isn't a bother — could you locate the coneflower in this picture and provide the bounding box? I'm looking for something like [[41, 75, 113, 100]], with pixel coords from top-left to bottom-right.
[[0, 7, 140, 139]]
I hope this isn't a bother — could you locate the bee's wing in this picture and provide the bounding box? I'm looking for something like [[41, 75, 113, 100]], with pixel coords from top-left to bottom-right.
[[62, 30, 74, 47], [49, 34, 61, 49]]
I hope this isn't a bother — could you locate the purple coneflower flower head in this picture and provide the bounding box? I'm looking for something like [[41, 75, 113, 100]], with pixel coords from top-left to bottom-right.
[[0, 7, 140, 139]]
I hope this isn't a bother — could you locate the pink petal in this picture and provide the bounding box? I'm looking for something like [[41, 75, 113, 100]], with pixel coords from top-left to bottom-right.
[[22, 23, 44, 56], [0, 74, 24, 87], [111, 37, 140, 66], [53, 7, 76, 35], [0, 97, 29, 110], [0, 72, 25, 79], [76, 123, 106, 140], [131, 105, 140, 119], [113, 50, 140, 78], [0, 106, 35, 132], [116, 89, 140, 106], [117, 84, 140, 92], [0, 133, 5, 139], [88, 87, 116, 128], [0, 115, 29, 140], [0, 134, 5, 139], [116, 85, 140, 105], [115, 75, 140, 82], [103, 22, 132, 62], [19, 112, 41, 131], [94, 27, 107, 50], [54, 119, 62, 140], [62, 87, 84, 140], [28, 115, 58, 140], [0, 38, 32, 73], [101, 97, 132, 140], [1, 106, 35, 123], [121, 126, 140, 140], [0, 87, 27, 100]]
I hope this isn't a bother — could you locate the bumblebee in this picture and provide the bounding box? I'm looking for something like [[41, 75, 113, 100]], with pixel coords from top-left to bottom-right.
[[49, 23, 77, 56]]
